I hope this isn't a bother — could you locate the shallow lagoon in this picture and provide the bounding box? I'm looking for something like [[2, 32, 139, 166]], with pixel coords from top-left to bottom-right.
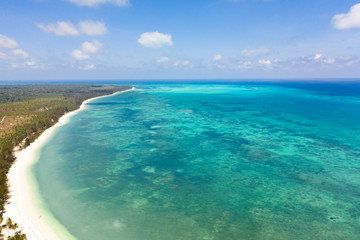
[[36, 83, 360, 240]]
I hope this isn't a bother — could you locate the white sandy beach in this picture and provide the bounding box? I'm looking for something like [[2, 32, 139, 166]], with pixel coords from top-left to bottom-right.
[[3, 87, 135, 240]]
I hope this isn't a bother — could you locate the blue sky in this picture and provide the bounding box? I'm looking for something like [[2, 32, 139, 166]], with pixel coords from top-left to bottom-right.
[[1, 0, 360, 80]]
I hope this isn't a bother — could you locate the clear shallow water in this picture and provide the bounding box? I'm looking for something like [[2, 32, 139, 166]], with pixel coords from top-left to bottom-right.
[[35, 83, 360, 240]]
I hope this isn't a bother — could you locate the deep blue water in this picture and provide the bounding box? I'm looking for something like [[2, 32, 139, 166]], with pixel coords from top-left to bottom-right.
[[34, 82, 360, 240]]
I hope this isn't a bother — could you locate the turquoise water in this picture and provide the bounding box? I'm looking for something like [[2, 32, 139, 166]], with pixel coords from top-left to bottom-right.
[[35, 83, 360, 240]]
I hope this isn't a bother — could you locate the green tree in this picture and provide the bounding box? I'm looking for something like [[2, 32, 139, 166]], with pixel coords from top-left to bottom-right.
[[7, 231, 27, 240], [6, 218, 12, 228]]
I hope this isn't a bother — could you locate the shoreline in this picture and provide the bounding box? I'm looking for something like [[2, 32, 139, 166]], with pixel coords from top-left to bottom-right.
[[3, 87, 135, 240]]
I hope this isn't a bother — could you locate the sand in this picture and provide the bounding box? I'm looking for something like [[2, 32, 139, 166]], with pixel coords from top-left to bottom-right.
[[3, 87, 135, 240]]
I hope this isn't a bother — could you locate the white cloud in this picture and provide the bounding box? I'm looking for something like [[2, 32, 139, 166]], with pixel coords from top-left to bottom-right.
[[324, 58, 335, 64], [211, 53, 357, 72], [37, 21, 80, 36], [8, 59, 42, 69], [79, 64, 96, 70], [25, 60, 36, 66], [235, 61, 252, 70], [258, 59, 272, 66], [72, 40, 102, 60], [0, 51, 9, 59], [81, 40, 103, 53], [38, 21, 108, 36], [314, 53, 322, 60], [71, 49, 90, 60], [286, 54, 358, 69], [183, 60, 190, 66], [332, 4, 360, 30], [68, 0, 129, 7], [336, 56, 358, 66], [13, 49, 29, 59], [241, 47, 270, 57], [213, 55, 222, 61], [213, 55, 253, 70], [157, 57, 169, 63], [138, 31, 173, 48], [79, 21, 108, 35], [174, 60, 190, 67], [0, 34, 18, 48]]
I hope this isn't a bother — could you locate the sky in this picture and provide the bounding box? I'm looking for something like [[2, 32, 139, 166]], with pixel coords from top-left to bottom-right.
[[1, 0, 360, 80]]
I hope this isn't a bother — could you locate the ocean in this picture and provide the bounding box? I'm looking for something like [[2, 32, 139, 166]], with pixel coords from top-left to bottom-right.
[[33, 82, 360, 239]]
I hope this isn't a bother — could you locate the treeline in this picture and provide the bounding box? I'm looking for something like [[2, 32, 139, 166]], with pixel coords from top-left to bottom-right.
[[0, 84, 131, 239], [0, 84, 129, 104]]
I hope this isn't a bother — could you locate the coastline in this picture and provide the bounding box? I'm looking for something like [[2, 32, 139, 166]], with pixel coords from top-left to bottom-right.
[[3, 87, 135, 240]]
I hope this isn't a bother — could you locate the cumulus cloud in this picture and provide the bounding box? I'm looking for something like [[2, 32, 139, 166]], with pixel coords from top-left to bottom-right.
[[214, 58, 252, 70], [213, 55, 222, 61], [332, 4, 360, 30], [241, 47, 270, 57], [68, 0, 129, 7], [212, 54, 253, 70], [336, 56, 358, 66], [79, 21, 108, 35], [81, 40, 103, 53], [211, 53, 357, 72], [71, 40, 103, 60], [25, 60, 36, 66], [0, 36, 35, 69], [258, 59, 272, 67], [37, 21, 79, 36], [138, 31, 173, 48], [212, 48, 272, 70], [282, 55, 360, 71], [238, 61, 252, 69], [71, 50, 90, 60], [157, 57, 169, 63], [314, 53, 322, 60], [79, 64, 95, 70], [13, 49, 29, 59], [290, 54, 339, 66], [37, 21, 107, 36], [8, 59, 42, 69], [0, 34, 19, 48]]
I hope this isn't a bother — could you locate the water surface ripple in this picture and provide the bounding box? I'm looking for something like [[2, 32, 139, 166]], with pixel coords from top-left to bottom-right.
[[36, 83, 360, 240]]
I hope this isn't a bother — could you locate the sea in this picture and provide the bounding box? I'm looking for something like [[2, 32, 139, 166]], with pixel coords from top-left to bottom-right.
[[30, 81, 360, 240]]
